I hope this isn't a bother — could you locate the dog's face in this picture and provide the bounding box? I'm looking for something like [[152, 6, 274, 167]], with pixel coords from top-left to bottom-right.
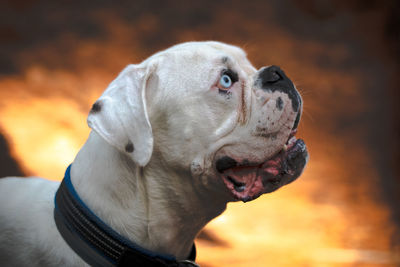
[[88, 41, 308, 202]]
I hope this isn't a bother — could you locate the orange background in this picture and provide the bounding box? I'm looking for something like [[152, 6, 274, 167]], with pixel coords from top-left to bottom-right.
[[0, 0, 399, 266]]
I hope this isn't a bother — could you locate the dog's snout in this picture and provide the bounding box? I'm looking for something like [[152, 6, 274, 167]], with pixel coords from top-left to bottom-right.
[[259, 65, 284, 84], [256, 65, 301, 113]]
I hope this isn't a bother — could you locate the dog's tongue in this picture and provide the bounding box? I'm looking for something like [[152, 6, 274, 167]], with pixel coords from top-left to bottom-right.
[[221, 136, 306, 202]]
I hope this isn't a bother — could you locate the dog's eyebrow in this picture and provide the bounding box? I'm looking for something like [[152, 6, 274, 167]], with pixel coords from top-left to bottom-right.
[[221, 56, 230, 64]]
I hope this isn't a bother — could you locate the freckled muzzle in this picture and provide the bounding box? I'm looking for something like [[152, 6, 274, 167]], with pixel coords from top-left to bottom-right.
[[255, 65, 302, 132], [257, 65, 301, 113]]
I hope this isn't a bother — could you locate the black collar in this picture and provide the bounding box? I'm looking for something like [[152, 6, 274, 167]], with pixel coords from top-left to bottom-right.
[[54, 165, 198, 267]]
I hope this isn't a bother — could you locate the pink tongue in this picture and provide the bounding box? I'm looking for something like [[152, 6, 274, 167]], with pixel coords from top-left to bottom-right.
[[262, 156, 284, 176], [224, 159, 281, 196], [223, 167, 264, 198]]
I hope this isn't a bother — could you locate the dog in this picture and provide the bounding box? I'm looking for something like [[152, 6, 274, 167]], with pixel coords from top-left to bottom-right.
[[0, 41, 308, 266]]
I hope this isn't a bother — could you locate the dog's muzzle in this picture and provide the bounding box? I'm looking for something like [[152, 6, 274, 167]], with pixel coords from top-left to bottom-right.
[[257, 65, 302, 129], [216, 65, 308, 202], [257, 65, 301, 112]]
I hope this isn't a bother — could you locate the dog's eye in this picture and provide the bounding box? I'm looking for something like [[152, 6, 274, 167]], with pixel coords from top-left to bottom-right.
[[218, 69, 238, 94], [219, 74, 232, 89]]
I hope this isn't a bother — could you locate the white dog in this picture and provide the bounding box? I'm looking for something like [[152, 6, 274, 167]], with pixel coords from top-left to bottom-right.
[[0, 42, 308, 266]]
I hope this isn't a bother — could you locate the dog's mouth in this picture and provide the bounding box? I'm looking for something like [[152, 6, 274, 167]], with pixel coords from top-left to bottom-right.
[[215, 130, 308, 202]]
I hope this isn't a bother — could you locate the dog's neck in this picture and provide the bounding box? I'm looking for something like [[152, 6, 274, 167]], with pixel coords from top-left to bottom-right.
[[70, 132, 227, 260]]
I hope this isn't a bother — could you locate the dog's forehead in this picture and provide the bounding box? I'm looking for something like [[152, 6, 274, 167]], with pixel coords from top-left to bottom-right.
[[148, 41, 253, 70], [169, 41, 246, 57]]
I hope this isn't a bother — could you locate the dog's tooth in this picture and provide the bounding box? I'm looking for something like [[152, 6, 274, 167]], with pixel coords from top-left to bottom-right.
[[282, 144, 288, 151]]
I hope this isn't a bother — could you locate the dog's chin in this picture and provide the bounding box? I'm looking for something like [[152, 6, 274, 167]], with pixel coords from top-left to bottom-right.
[[215, 133, 308, 202]]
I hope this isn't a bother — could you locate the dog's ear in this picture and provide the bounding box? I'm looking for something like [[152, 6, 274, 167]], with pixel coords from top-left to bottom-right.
[[87, 63, 156, 166]]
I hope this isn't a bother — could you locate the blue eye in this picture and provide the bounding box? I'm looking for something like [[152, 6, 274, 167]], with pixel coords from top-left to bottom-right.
[[219, 74, 232, 89]]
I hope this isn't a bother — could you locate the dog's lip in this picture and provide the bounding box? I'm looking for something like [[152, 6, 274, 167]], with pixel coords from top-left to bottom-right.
[[217, 130, 307, 202], [216, 129, 298, 174], [287, 128, 297, 143]]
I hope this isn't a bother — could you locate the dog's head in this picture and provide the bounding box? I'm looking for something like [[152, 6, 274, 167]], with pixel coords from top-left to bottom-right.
[[88, 41, 308, 202]]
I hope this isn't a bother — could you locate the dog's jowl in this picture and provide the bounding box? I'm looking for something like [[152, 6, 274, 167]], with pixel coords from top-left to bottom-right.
[[0, 41, 308, 266]]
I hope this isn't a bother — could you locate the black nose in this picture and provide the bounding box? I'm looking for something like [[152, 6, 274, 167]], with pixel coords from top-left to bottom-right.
[[259, 65, 285, 84], [257, 65, 301, 113]]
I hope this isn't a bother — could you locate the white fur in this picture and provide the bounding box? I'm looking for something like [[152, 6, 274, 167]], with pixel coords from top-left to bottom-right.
[[0, 41, 300, 266]]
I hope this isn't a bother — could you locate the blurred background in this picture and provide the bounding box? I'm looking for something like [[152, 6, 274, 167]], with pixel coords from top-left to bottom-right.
[[0, 0, 399, 266]]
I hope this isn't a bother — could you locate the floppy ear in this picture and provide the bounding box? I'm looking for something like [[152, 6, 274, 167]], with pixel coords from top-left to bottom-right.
[[87, 63, 155, 166]]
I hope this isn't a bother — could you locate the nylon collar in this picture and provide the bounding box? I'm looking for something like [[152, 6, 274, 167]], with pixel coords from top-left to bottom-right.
[[54, 165, 198, 267]]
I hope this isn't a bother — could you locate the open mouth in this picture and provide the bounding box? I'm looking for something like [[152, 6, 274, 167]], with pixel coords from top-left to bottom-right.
[[216, 130, 308, 202]]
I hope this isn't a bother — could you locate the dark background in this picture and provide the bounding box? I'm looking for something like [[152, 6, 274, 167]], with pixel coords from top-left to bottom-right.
[[0, 0, 399, 265]]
